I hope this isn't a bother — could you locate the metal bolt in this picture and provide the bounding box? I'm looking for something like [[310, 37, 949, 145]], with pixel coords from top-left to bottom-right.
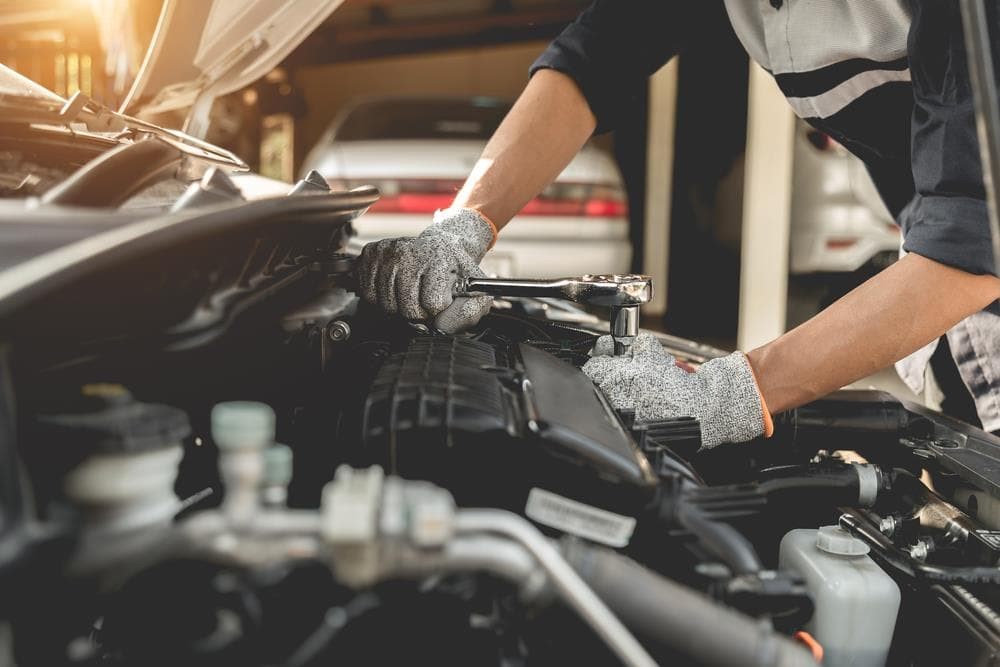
[[908, 537, 935, 561], [878, 515, 898, 537], [328, 320, 351, 342]]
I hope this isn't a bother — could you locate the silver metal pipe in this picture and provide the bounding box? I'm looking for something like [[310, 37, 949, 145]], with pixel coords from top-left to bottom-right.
[[455, 509, 657, 667], [384, 536, 547, 599], [960, 0, 1000, 272], [178, 510, 324, 568]]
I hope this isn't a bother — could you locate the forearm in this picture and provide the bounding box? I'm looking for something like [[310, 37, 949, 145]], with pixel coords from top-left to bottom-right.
[[747, 253, 1000, 414], [452, 69, 596, 229]]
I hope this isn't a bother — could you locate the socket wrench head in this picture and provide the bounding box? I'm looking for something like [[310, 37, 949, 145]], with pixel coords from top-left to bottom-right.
[[455, 274, 652, 355], [610, 305, 640, 355], [568, 275, 652, 307]]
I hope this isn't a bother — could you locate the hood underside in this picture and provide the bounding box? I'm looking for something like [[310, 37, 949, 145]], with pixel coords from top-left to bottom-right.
[[121, 0, 344, 124]]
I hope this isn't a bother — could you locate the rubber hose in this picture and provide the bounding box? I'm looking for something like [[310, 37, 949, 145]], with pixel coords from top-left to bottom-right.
[[675, 504, 764, 575], [562, 540, 816, 667]]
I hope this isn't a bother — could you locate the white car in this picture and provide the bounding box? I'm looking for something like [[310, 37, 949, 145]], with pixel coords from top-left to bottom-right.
[[790, 119, 901, 275], [301, 96, 631, 278]]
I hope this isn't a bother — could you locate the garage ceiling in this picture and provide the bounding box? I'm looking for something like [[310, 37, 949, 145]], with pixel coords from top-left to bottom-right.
[[287, 0, 589, 66]]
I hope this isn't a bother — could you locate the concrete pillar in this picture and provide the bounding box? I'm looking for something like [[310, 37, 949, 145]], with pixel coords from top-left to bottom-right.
[[642, 59, 679, 316], [737, 62, 795, 351]]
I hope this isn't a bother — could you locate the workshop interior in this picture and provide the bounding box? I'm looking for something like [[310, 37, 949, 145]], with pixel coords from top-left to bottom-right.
[[2, 1, 1000, 666]]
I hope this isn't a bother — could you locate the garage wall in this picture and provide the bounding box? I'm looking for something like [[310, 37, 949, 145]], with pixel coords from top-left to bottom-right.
[[293, 41, 550, 174]]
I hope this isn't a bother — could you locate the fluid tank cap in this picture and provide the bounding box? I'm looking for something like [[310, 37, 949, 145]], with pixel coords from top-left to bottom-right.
[[211, 402, 275, 451], [816, 525, 870, 556], [262, 444, 294, 486]]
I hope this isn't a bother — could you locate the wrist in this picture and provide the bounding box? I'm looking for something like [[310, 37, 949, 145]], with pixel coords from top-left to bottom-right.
[[741, 352, 774, 438], [432, 207, 498, 255]]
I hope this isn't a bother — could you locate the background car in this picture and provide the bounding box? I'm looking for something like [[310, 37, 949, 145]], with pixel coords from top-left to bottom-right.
[[790, 119, 900, 276], [300, 96, 631, 278], [787, 119, 902, 323]]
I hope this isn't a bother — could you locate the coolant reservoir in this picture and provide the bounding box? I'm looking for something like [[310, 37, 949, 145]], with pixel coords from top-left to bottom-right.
[[780, 526, 901, 667]]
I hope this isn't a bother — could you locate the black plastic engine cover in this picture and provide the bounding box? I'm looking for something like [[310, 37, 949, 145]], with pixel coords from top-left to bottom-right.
[[361, 336, 656, 513]]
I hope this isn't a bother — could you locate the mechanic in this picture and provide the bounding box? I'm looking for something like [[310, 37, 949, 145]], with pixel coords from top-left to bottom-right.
[[358, 1, 1000, 447]]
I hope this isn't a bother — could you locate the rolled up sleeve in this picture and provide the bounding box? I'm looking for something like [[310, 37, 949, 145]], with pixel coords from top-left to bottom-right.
[[901, 0, 1000, 276], [530, 1, 707, 133]]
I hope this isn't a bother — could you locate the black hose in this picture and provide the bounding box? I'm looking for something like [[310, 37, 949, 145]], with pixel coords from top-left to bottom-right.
[[667, 464, 875, 577], [561, 540, 816, 667], [41, 137, 183, 207], [683, 464, 878, 522], [675, 503, 764, 575]]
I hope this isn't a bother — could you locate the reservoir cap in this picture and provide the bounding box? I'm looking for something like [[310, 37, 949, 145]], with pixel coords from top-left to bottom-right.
[[816, 525, 870, 556]]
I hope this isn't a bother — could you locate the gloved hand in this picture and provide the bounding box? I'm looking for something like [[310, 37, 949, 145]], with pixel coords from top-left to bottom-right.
[[583, 333, 773, 448], [358, 208, 497, 333]]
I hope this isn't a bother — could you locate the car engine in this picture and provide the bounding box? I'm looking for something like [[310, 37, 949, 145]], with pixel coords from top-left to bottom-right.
[[3, 171, 1000, 667]]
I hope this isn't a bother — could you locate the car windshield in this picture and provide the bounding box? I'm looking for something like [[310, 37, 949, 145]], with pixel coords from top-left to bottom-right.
[[333, 98, 510, 141]]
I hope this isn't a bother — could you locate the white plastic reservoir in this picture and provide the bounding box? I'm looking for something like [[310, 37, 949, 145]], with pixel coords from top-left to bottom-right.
[[780, 526, 901, 667]]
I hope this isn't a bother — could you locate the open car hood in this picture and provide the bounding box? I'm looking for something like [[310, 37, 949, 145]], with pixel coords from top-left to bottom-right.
[[120, 0, 345, 135]]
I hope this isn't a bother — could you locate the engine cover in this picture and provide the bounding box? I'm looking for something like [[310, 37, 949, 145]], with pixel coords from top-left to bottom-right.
[[361, 336, 656, 513]]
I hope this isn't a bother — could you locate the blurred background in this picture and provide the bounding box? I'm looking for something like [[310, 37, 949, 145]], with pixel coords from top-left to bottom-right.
[[0, 0, 903, 364]]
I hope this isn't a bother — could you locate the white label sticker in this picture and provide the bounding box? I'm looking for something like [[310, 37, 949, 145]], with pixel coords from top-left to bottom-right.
[[525, 488, 636, 548]]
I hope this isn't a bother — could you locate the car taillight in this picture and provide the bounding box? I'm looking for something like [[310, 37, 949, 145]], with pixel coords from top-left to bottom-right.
[[372, 193, 456, 214], [583, 198, 629, 217], [805, 129, 844, 152], [522, 182, 628, 218], [332, 178, 627, 218], [361, 179, 464, 214]]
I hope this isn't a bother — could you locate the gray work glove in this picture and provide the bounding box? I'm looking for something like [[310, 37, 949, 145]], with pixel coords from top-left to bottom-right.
[[583, 333, 773, 448], [358, 208, 496, 333]]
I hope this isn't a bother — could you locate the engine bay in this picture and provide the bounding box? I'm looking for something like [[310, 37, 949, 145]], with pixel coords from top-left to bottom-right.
[[3, 183, 1000, 666]]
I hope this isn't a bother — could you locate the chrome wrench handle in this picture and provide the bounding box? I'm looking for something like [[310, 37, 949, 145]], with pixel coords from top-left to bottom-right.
[[456, 275, 652, 355]]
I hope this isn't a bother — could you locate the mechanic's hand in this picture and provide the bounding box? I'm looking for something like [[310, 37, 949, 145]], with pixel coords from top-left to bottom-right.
[[358, 208, 497, 333], [583, 333, 773, 448]]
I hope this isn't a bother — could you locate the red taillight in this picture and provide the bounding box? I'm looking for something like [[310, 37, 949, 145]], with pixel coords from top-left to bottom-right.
[[369, 193, 455, 214], [583, 198, 628, 217], [342, 178, 628, 218], [519, 196, 628, 218], [362, 179, 464, 214], [520, 199, 587, 216], [806, 129, 836, 152], [825, 238, 859, 250], [521, 182, 628, 218]]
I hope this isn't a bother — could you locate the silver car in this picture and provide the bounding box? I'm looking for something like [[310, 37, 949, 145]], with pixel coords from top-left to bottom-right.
[[301, 96, 632, 278]]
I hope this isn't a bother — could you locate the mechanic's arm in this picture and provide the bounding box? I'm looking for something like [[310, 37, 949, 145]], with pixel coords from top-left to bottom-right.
[[451, 69, 595, 228], [356, 71, 594, 333], [359, 0, 710, 333], [585, 255, 1000, 448], [749, 253, 1000, 413]]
